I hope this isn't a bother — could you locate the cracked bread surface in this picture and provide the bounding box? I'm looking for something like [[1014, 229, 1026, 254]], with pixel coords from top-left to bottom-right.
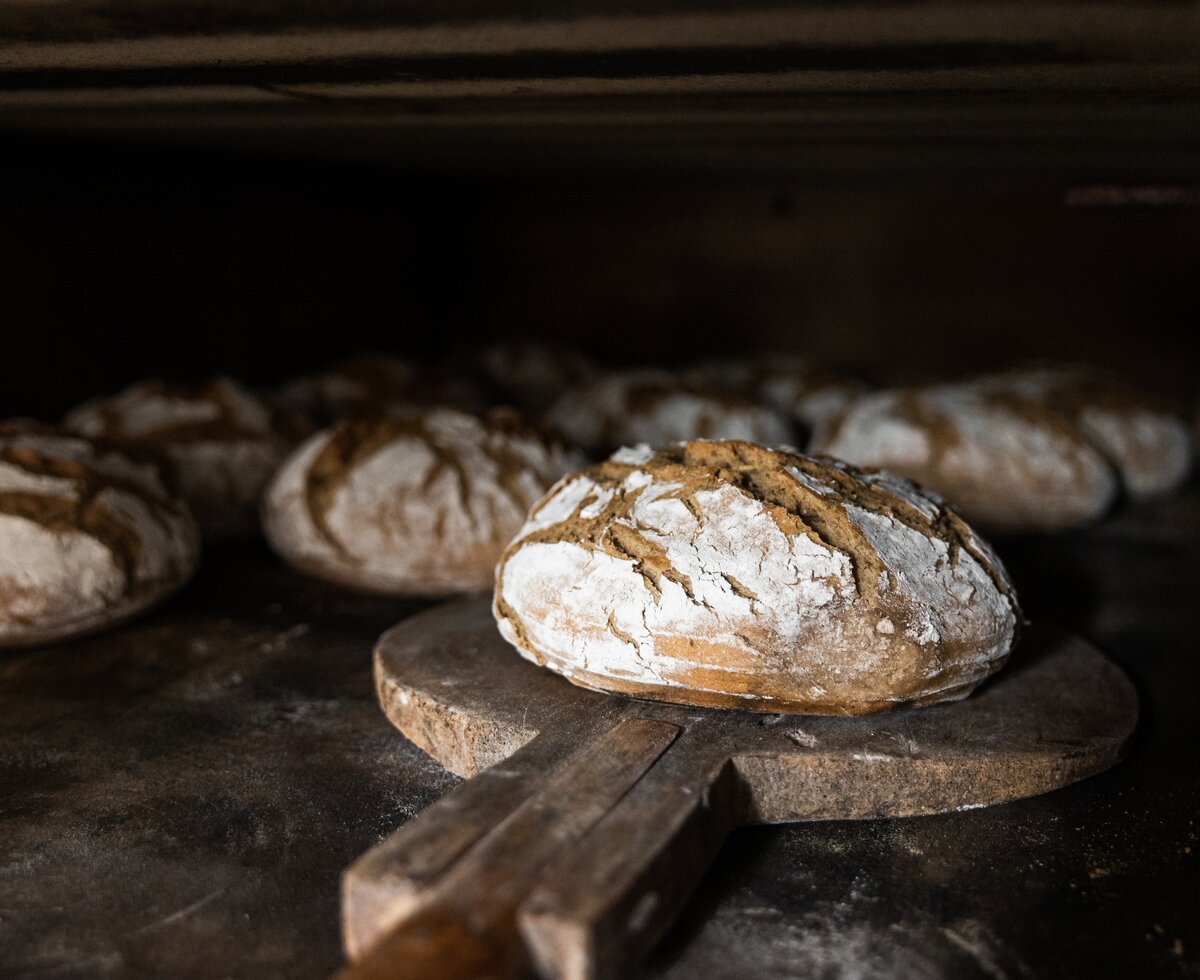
[[263, 407, 583, 596], [472, 340, 596, 415], [544, 369, 795, 458], [493, 440, 1020, 716], [810, 383, 1121, 533], [277, 353, 486, 426], [684, 356, 867, 445], [977, 367, 1193, 500], [65, 377, 306, 540], [0, 423, 200, 648]]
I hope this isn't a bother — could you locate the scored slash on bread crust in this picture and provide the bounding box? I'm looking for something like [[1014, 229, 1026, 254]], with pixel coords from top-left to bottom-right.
[[64, 377, 307, 540], [263, 407, 583, 597], [0, 424, 200, 648], [975, 366, 1194, 500], [811, 383, 1123, 534], [683, 355, 868, 444], [545, 369, 796, 458], [494, 440, 1021, 716]]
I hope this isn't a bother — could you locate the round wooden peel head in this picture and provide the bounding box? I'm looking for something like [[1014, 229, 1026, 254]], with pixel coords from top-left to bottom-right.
[[341, 597, 1137, 980], [372, 597, 1136, 818]]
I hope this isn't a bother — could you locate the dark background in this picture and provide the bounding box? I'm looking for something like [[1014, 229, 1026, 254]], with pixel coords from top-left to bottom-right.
[[1, 133, 1197, 423]]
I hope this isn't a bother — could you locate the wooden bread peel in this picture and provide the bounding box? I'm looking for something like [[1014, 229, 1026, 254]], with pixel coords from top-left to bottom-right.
[[336, 598, 1137, 979]]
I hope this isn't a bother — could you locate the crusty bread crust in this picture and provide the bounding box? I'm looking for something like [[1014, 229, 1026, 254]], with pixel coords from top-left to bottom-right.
[[494, 440, 1020, 716], [545, 369, 795, 458], [683, 355, 867, 443], [263, 407, 581, 597], [0, 425, 199, 648], [811, 382, 1121, 533], [64, 377, 305, 539], [977, 367, 1193, 500]]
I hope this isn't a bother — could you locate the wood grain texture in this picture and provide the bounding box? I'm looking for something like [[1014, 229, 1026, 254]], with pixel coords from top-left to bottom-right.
[[341, 728, 581, 960], [342, 597, 1138, 978], [337, 718, 681, 979]]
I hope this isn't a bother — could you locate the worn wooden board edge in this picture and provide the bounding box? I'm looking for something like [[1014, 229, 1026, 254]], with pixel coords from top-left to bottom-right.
[[369, 599, 1140, 812], [346, 602, 1137, 976]]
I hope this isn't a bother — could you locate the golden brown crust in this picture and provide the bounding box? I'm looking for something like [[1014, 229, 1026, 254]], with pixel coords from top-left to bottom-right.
[[495, 440, 1020, 715], [64, 378, 311, 539], [0, 435, 192, 583], [977, 367, 1193, 499], [812, 382, 1124, 533], [0, 428, 199, 647], [265, 407, 580, 597]]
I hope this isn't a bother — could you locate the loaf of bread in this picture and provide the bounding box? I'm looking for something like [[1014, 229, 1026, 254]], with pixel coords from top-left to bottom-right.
[[545, 369, 795, 458], [978, 366, 1193, 500], [471, 340, 596, 415], [685, 355, 867, 443], [278, 354, 484, 425], [264, 407, 582, 596], [810, 383, 1120, 533], [494, 440, 1020, 715], [65, 377, 306, 540], [1, 422, 200, 648]]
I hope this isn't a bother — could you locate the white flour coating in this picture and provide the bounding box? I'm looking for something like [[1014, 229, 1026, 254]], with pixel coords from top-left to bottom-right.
[[477, 341, 595, 413], [65, 377, 298, 539], [97, 398, 220, 439], [495, 443, 1019, 714], [0, 460, 78, 498], [812, 385, 1119, 533], [684, 356, 865, 439], [977, 366, 1194, 500], [813, 409, 931, 468], [0, 428, 200, 645], [546, 370, 795, 457], [263, 408, 582, 596], [275, 354, 418, 422], [0, 516, 123, 627], [1078, 406, 1192, 498]]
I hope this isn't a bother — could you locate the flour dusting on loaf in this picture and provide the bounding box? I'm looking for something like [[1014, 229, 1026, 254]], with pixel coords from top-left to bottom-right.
[[811, 383, 1120, 533], [545, 369, 795, 458], [0, 422, 200, 647], [264, 407, 582, 596], [278, 353, 487, 425], [494, 440, 1019, 715], [65, 377, 305, 539], [684, 355, 867, 443], [977, 366, 1193, 500]]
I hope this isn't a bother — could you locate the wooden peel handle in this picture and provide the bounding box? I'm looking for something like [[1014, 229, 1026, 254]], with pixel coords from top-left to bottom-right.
[[520, 723, 738, 980], [336, 717, 715, 980]]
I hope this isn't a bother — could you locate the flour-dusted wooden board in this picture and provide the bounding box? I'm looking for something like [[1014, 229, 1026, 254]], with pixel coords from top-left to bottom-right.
[[339, 597, 1137, 980]]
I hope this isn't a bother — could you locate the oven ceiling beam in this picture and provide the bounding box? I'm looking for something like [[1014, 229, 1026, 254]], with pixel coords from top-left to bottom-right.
[[1, 3, 1198, 173]]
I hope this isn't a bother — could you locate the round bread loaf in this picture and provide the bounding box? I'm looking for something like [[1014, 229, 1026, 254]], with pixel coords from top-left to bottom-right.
[[494, 440, 1020, 716], [278, 353, 485, 425], [545, 369, 795, 458], [685, 355, 867, 444], [810, 383, 1120, 533], [0, 422, 200, 648], [471, 340, 596, 415], [65, 377, 306, 540], [978, 366, 1193, 500], [276, 354, 417, 425], [264, 407, 582, 596]]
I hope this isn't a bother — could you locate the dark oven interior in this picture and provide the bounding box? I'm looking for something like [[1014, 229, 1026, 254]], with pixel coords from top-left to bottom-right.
[[3, 137, 1197, 419], [2, 4, 1198, 978]]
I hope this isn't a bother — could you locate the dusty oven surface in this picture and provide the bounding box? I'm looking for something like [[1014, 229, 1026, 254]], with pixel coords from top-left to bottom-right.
[[0, 492, 1196, 977]]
